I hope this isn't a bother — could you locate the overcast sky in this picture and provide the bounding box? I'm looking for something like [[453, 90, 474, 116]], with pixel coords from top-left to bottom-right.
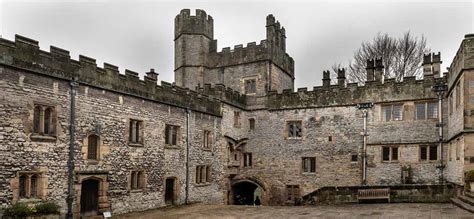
[[1, 0, 472, 88]]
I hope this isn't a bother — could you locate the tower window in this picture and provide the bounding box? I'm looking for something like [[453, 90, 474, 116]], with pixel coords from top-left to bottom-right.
[[129, 119, 143, 144], [244, 153, 252, 167], [165, 125, 180, 146], [249, 118, 255, 130], [302, 157, 316, 173], [87, 134, 99, 160], [244, 79, 257, 94], [287, 121, 302, 138], [32, 104, 56, 137]]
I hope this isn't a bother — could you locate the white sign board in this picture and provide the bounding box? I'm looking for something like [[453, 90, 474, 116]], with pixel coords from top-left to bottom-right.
[[103, 211, 112, 218]]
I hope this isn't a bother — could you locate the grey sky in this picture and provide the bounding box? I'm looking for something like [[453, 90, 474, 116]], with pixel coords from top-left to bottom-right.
[[1, 0, 472, 89]]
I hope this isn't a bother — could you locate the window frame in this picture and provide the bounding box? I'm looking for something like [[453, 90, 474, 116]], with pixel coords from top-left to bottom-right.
[[195, 165, 211, 184], [302, 157, 316, 173], [244, 78, 257, 94], [419, 144, 439, 161], [130, 170, 145, 191], [32, 104, 57, 138], [87, 134, 100, 160], [234, 111, 241, 128], [203, 130, 212, 150], [415, 101, 438, 120], [17, 172, 42, 200], [249, 118, 256, 130], [165, 124, 180, 146], [129, 119, 144, 145], [286, 185, 300, 202], [381, 104, 403, 122], [381, 146, 399, 162], [243, 153, 253, 167], [286, 120, 303, 139], [351, 154, 358, 162]]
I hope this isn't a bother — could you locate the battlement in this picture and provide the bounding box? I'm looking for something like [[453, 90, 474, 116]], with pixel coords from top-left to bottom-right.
[[208, 38, 295, 78], [175, 9, 214, 40], [448, 33, 474, 89], [266, 14, 286, 51], [267, 72, 443, 110], [196, 83, 247, 108], [0, 35, 222, 116]]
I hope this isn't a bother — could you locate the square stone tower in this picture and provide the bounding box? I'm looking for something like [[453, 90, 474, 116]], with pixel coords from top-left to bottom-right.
[[174, 9, 295, 95]]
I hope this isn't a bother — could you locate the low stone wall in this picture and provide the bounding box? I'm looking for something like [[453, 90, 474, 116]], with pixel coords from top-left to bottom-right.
[[302, 184, 454, 205]]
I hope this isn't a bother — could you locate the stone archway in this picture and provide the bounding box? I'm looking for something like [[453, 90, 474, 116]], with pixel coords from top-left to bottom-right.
[[73, 172, 110, 217], [230, 178, 266, 205]]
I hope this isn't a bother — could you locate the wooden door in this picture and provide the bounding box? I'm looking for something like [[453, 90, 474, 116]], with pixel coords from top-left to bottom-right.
[[165, 178, 175, 205], [81, 179, 99, 217]]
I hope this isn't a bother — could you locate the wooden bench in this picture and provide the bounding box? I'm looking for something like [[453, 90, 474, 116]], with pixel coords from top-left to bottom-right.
[[357, 188, 390, 203]]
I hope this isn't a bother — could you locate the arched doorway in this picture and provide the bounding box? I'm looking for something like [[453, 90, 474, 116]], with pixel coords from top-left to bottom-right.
[[232, 181, 262, 205], [80, 179, 99, 217]]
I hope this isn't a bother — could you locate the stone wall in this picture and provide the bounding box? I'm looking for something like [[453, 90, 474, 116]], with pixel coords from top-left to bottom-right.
[[0, 65, 226, 214], [302, 184, 454, 205]]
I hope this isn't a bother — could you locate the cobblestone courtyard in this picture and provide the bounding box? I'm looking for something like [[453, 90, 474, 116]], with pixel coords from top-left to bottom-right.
[[115, 203, 473, 219]]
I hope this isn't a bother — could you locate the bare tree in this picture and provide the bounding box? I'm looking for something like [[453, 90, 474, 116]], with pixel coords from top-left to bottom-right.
[[342, 31, 429, 84]]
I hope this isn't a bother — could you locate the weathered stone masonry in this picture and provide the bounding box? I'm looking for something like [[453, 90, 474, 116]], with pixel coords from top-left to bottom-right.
[[0, 8, 473, 217]]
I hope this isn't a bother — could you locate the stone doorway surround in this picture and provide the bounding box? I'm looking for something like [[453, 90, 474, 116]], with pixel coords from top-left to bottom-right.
[[164, 176, 179, 205], [73, 171, 110, 218], [229, 177, 267, 205]]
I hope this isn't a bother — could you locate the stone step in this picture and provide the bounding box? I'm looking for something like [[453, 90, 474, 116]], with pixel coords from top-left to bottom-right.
[[465, 191, 474, 199], [451, 197, 474, 213], [459, 194, 474, 206]]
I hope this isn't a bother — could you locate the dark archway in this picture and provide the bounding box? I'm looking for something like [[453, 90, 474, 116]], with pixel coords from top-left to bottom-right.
[[232, 181, 259, 205], [80, 179, 99, 217]]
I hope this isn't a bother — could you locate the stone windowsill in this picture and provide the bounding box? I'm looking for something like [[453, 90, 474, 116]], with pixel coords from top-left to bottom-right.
[[165, 145, 180, 150], [202, 148, 212, 152], [30, 134, 57, 142], [381, 161, 400, 164], [86, 159, 100, 165], [419, 160, 440, 163], [130, 189, 144, 193], [286, 137, 302, 140], [17, 198, 42, 203], [195, 182, 211, 187], [302, 172, 317, 176], [128, 142, 144, 147]]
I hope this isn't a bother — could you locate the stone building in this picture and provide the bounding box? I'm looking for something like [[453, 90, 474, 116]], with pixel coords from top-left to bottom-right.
[[0, 8, 473, 217]]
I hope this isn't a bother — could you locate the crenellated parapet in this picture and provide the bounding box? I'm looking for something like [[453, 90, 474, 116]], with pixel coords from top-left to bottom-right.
[[267, 73, 445, 110], [0, 35, 222, 116], [208, 39, 294, 78], [206, 14, 295, 79], [448, 33, 474, 89], [196, 83, 247, 108], [175, 9, 214, 40]]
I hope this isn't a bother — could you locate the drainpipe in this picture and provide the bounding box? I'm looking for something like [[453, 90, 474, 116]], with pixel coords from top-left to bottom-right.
[[66, 80, 78, 219], [185, 108, 190, 204], [356, 102, 373, 186], [362, 110, 368, 186], [433, 83, 447, 184]]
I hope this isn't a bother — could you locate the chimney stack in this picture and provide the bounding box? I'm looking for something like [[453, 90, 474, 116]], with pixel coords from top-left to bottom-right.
[[366, 59, 375, 82], [374, 58, 384, 83], [422, 53, 432, 76], [322, 70, 331, 87], [337, 68, 346, 87], [432, 52, 442, 78], [146, 68, 159, 81]]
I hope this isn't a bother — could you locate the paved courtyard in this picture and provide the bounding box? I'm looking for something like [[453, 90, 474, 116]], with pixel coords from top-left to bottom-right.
[[115, 203, 473, 219]]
